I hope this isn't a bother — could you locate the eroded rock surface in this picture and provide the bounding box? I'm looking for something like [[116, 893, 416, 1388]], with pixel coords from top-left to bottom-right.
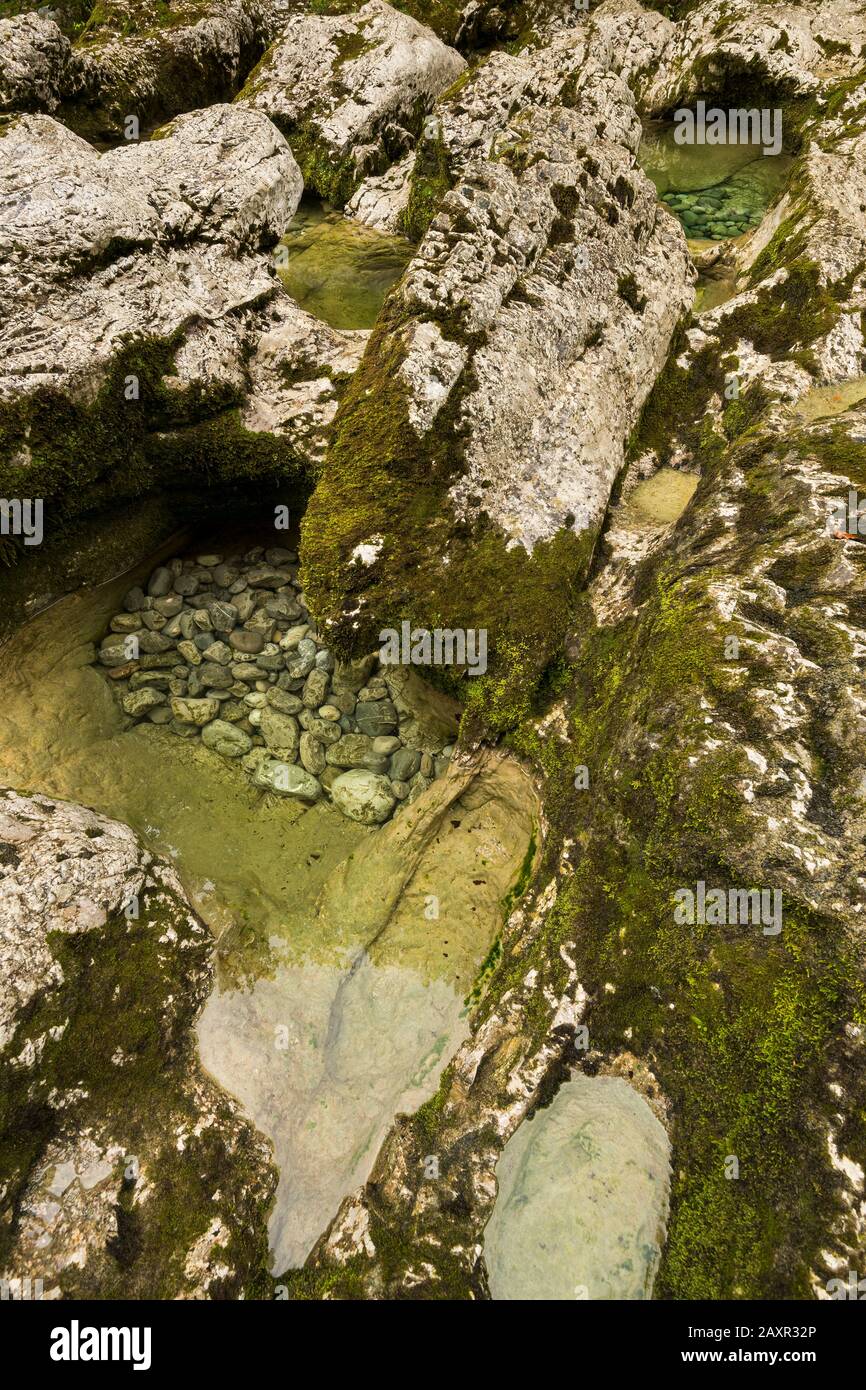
[[238, 0, 466, 204], [302, 23, 694, 712], [0, 789, 275, 1298]]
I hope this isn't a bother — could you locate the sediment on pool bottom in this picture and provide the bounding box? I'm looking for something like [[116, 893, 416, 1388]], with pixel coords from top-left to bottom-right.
[[483, 1074, 671, 1301]]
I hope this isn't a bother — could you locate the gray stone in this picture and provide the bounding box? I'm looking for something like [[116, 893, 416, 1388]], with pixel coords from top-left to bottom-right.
[[198, 663, 234, 690], [147, 567, 172, 598], [330, 770, 396, 824], [266, 687, 303, 715], [302, 667, 330, 709], [279, 624, 309, 650], [153, 594, 182, 617], [326, 734, 389, 774], [202, 719, 252, 758], [355, 698, 398, 736], [140, 611, 167, 632], [245, 565, 286, 589], [299, 731, 327, 777], [260, 706, 300, 756], [98, 637, 133, 668], [177, 640, 201, 666], [110, 614, 141, 634], [170, 696, 220, 726], [256, 651, 285, 672], [389, 747, 421, 781], [252, 758, 321, 801], [122, 687, 165, 717], [266, 593, 303, 621], [299, 714, 342, 745], [202, 640, 234, 666], [373, 736, 401, 755], [210, 600, 239, 632], [234, 591, 257, 623], [229, 628, 264, 655], [231, 662, 260, 682], [123, 586, 145, 612], [137, 631, 174, 655], [129, 671, 170, 690]]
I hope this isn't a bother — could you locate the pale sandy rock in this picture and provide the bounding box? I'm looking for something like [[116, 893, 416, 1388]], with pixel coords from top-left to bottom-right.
[[241, 296, 368, 460], [346, 154, 414, 233], [0, 13, 72, 115], [238, 0, 466, 200]]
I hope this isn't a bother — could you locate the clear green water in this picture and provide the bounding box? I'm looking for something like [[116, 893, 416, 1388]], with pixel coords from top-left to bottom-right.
[[0, 539, 532, 1272], [277, 201, 413, 330], [638, 126, 792, 242], [794, 376, 866, 421], [483, 1075, 671, 1301], [630, 468, 699, 525]]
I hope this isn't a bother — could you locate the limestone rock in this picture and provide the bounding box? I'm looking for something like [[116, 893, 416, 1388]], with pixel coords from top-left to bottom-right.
[[0, 788, 274, 1298], [0, 13, 72, 115], [238, 0, 466, 203], [330, 769, 396, 823], [202, 718, 253, 757]]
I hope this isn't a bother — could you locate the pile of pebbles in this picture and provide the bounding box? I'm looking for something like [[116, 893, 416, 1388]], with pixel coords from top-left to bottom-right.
[[96, 547, 453, 824], [661, 169, 765, 241]]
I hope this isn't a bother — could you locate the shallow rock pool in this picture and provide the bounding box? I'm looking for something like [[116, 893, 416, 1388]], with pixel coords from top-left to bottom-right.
[[0, 536, 536, 1273], [483, 1075, 671, 1300], [638, 124, 792, 243], [277, 201, 413, 330]]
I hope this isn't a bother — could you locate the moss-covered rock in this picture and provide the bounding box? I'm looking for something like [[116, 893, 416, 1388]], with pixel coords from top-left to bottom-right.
[[0, 788, 276, 1298], [236, 1, 465, 205]]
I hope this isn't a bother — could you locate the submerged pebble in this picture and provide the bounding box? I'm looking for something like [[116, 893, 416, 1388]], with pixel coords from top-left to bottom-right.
[[97, 549, 453, 824]]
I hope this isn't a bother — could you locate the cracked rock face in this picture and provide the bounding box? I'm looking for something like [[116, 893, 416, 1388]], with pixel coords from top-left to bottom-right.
[[0, 13, 73, 115], [0, 104, 300, 403], [302, 22, 695, 664], [0, 789, 275, 1298], [1, 0, 276, 140], [238, 0, 466, 203]]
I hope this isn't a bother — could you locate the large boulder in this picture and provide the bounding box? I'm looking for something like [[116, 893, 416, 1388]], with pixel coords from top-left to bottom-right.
[[0, 788, 275, 1297], [238, 0, 466, 204], [67, 0, 275, 141], [302, 28, 694, 723], [0, 13, 73, 115], [0, 101, 362, 630]]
